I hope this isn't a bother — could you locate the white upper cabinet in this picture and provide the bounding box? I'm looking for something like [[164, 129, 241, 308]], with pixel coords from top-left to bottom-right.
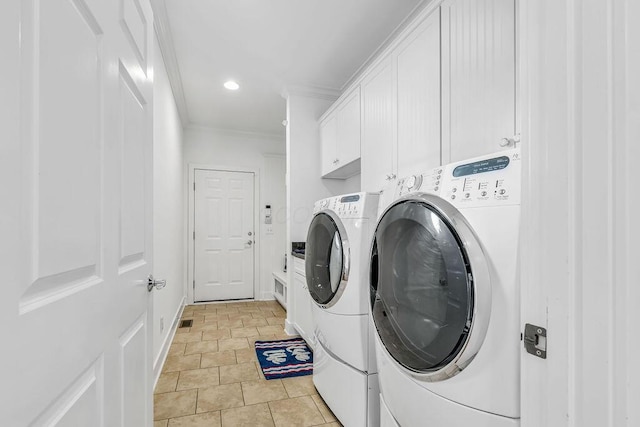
[[396, 10, 441, 178], [361, 57, 395, 192], [441, 0, 516, 162], [320, 115, 338, 176], [320, 87, 361, 179], [361, 10, 441, 192], [337, 88, 361, 168]]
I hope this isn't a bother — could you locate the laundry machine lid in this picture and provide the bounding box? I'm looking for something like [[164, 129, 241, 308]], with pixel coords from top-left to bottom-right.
[[305, 211, 350, 308], [370, 194, 491, 381]]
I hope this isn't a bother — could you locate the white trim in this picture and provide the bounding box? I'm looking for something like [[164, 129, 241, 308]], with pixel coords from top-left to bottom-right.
[[281, 85, 340, 102], [187, 164, 261, 304], [151, 0, 189, 126], [153, 296, 185, 387], [284, 319, 298, 336], [185, 123, 284, 142]]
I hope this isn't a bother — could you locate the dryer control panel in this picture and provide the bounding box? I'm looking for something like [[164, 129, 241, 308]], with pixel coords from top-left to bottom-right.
[[441, 148, 521, 207], [395, 167, 443, 198]]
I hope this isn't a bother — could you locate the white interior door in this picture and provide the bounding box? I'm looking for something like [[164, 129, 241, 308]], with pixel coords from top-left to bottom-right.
[[194, 169, 255, 302], [0, 0, 155, 425]]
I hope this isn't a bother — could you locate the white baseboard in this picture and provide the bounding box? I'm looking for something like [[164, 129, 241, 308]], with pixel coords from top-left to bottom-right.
[[153, 296, 185, 388], [258, 291, 276, 301], [284, 319, 297, 336]]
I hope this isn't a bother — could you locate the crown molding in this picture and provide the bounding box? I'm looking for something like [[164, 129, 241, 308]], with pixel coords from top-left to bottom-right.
[[185, 124, 285, 142], [151, 0, 189, 127], [281, 84, 340, 101]]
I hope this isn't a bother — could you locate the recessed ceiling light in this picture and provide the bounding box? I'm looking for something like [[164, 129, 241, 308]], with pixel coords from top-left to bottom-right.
[[224, 80, 240, 91]]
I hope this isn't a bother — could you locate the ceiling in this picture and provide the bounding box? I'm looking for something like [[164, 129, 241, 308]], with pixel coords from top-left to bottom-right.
[[159, 0, 427, 136]]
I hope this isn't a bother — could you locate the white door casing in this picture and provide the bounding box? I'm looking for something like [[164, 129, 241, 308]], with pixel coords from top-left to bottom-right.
[[520, 0, 640, 426], [194, 169, 255, 302], [0, 0, 155, 425]]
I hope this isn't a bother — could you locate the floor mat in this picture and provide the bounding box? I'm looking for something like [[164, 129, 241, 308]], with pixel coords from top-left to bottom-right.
[[254, 338, 313, 380]]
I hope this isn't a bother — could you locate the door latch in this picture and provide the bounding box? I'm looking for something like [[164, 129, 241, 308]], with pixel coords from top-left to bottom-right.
[[523, 323, 547, 359]]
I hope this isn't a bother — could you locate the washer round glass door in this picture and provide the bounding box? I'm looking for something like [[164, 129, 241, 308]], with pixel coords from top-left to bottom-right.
[[370, 195, 490, 381], [306, 212, 350, 308]]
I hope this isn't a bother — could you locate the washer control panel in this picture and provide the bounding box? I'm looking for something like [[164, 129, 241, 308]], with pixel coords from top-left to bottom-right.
[[441, 148, 521, 207], [313, 193, 379, 219]]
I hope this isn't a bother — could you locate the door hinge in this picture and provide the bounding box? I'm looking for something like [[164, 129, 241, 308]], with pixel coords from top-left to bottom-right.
[[193, 182, 196, 191], [523, 323, 547, 359], [193, 231, 195, 240]]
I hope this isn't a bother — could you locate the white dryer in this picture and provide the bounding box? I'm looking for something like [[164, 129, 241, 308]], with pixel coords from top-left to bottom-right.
[[370, 149, 521, 426], [305, 192, 380, 427]]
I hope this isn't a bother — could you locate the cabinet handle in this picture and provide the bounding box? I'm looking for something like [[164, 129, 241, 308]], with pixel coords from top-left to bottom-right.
[[500, 134, 521, 148], [389, 173, 396, 180]]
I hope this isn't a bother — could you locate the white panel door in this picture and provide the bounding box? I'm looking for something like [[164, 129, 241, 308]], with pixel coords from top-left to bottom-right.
[[361, 57, 396, 192], [396, 9, 441, 177], [0, 0, 155, 425], [194, 170, 255, 302], [441, 0, 516, 162]]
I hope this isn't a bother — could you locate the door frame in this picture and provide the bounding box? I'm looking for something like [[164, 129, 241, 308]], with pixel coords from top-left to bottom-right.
[[187, 163, 260, 304]]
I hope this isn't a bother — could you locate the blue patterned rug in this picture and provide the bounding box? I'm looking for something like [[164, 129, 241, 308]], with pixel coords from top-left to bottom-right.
[[254, 338, 313, 380]]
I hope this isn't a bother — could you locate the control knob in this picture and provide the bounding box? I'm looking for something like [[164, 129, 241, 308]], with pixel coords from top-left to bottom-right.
[[405, 175, 423, 191]]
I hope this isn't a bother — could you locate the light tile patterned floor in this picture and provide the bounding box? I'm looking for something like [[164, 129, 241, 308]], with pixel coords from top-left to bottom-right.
[[154, 301, 342, 427]]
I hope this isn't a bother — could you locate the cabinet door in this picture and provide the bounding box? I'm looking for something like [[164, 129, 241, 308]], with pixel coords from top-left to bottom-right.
[[293, 273, 314, 344], [320, 115, 338, 176], [396, 10, 441, 177], [441, 0, 516, 162], [336, 87, 361, 166], [361, 57, 395, 192]]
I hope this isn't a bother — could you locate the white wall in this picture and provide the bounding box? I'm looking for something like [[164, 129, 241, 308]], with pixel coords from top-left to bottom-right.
[[520, 1, 640, 426], [285, 92, 364, 331], [183, 126, 287, 301], [331, 173, 361, 195], [286, 93, 359, 243], [152, 34, 185, 378]]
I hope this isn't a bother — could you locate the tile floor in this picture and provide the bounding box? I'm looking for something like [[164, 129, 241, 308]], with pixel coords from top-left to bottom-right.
[[154, 300, 342, 427]]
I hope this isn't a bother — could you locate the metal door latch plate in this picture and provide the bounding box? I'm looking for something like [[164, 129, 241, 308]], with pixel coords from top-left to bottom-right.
[[524, 323, 547, 359]]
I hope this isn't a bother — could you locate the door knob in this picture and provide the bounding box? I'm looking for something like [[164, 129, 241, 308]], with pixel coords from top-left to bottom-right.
[[147, 275, 166, 292]]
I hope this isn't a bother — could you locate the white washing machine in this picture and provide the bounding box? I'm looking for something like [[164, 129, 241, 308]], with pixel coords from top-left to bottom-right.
[[370, 149, 521, 426], [305, 192, 380, 427]]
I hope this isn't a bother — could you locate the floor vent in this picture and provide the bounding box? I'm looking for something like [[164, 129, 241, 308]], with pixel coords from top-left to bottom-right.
[[179, 319, 193, 328]]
